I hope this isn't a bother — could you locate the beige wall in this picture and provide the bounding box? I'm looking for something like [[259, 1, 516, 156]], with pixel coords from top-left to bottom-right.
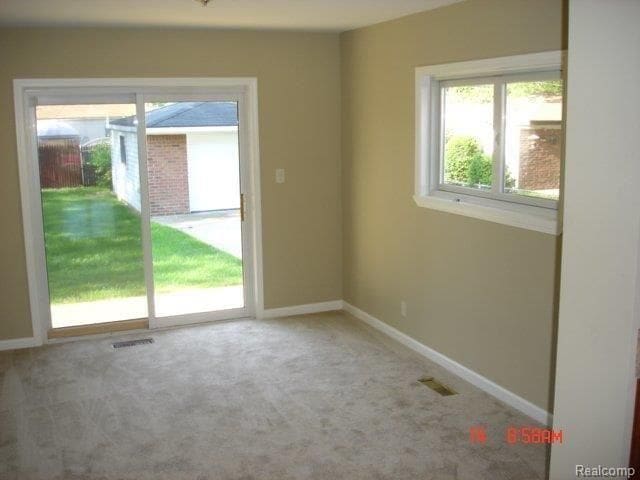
[[341, 0, 565, 411], [0, 27, 342, 339]]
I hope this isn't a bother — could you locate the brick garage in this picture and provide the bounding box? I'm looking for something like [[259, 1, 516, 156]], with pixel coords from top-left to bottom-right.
[[146, 135, 190, 215], [518, 121, 563, 191]]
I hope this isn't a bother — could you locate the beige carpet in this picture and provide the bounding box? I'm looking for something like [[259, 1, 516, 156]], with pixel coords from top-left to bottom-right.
[[0, 312, 547, 479]]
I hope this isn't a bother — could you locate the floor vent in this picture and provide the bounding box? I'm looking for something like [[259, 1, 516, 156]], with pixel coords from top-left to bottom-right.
[[418, 376, 457, 396], [112, 338, 154, 349]]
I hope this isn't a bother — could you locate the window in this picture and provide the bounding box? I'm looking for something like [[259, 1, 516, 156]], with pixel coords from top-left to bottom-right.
[[415, 52, 565, 234], [119, 135, 127, 164]]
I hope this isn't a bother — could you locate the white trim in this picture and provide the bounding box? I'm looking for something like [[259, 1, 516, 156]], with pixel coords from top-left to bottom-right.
[[13, 82, 47, 346], [415, 51, 565, 80], [414, 193, 560, 235], [135, 94, 155, 322], [0, 337, 39, 352], [13, 77, 259, 95], [12, 77, 264, 341], [246, 79, 265, 320], [146, 126, 238, 135], [261, 300, 343, 319], [343, 301, 553, 426], [414, 51, 565, 235], [238, 89, 257, 319]]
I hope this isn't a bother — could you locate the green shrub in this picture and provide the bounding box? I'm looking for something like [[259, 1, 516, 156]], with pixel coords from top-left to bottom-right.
[[444, 136, 492, 187], [87, 143, 112, 188], [444, 136, 515, 189]]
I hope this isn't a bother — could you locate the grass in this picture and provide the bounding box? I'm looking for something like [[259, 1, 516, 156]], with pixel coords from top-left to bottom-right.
[[42, 187, 242, 304]]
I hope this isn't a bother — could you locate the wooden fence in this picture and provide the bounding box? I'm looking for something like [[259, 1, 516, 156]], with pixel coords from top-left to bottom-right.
[[38, 139, 100, 188], [38, 139, 83, 188]]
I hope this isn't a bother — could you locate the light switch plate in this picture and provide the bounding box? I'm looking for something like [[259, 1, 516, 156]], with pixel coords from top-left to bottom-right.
[[275, 168, 285, 184]]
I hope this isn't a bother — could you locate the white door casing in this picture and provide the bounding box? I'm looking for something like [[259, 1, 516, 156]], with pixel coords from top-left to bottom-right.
[[13, 78, 264, 344]]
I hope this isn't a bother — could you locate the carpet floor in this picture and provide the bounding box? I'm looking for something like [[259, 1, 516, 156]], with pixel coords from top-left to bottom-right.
[[0, 311, 547, 479]]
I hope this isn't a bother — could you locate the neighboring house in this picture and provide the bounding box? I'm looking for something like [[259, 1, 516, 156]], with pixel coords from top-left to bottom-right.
[[36, 104, 136, 144], [518, 120, 562, 192], [109, 102, 240, 216]]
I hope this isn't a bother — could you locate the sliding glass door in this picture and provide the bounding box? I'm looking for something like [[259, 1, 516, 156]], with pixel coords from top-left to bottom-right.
[[35, 101, 148, 329], [142, 100, 245, 318], [28, 89, 253, 334]]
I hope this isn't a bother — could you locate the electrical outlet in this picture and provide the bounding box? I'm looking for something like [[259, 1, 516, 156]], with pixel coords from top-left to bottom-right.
[[275, 168, 285, 184], [400, 301, 407, 318]]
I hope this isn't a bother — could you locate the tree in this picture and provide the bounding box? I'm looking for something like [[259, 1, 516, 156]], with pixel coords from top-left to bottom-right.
[[450, 80, 562, 102]]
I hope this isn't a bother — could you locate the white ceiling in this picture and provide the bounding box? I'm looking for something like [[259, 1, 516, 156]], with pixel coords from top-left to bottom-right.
[[0, 0, 465, 32]]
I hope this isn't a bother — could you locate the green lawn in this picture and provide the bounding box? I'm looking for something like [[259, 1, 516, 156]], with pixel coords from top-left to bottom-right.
[[42, 187, 242, 304]]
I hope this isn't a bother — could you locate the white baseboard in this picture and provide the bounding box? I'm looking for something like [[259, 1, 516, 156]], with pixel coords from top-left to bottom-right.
[[343, 301, 552, 426], [261, 300, 343, 319], [0, 336, 39, 352]]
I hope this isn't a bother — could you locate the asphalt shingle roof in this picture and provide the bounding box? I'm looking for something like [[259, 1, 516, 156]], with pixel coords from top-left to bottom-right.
[[110, 102, 238, 128]]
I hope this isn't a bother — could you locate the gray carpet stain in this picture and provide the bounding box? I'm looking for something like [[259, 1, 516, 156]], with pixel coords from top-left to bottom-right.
[[0, 312, 547, 479]]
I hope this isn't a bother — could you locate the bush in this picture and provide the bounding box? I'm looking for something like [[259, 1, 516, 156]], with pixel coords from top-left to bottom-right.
[[444, 136, 515, 189], [444, 136, 492, 187], [87, 143, 112, 188]]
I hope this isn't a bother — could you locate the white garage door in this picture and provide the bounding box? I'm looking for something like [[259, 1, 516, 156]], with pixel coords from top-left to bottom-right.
[[187, 131, 241, 212]]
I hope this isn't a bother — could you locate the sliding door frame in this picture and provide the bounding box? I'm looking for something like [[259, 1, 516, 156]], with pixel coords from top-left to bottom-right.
[[140, 91, 256, 329], [13, 78, 264, 345]]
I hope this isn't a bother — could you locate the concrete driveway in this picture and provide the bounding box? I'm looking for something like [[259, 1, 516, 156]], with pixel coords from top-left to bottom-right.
[[152, 209, 242, 258]]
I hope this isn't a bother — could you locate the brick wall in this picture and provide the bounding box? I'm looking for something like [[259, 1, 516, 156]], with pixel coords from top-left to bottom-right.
[[147, 135, 190, 216], [518, 123, 562, 191]]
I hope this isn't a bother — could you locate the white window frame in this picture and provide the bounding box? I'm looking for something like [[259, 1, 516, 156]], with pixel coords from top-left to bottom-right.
[[415, 51, 565, 234], [119, 134, 127, 164]]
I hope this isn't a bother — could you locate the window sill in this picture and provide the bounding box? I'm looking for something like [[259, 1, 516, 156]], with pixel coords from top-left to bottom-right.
[[413, 191, 561, 235]]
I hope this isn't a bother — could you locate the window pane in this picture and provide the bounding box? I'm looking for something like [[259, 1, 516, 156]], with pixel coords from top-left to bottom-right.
[[36, 103, 147, 329], [442, 84, 494, 191], [504, 80, 563, 200], [143, 101, 244, 318]]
